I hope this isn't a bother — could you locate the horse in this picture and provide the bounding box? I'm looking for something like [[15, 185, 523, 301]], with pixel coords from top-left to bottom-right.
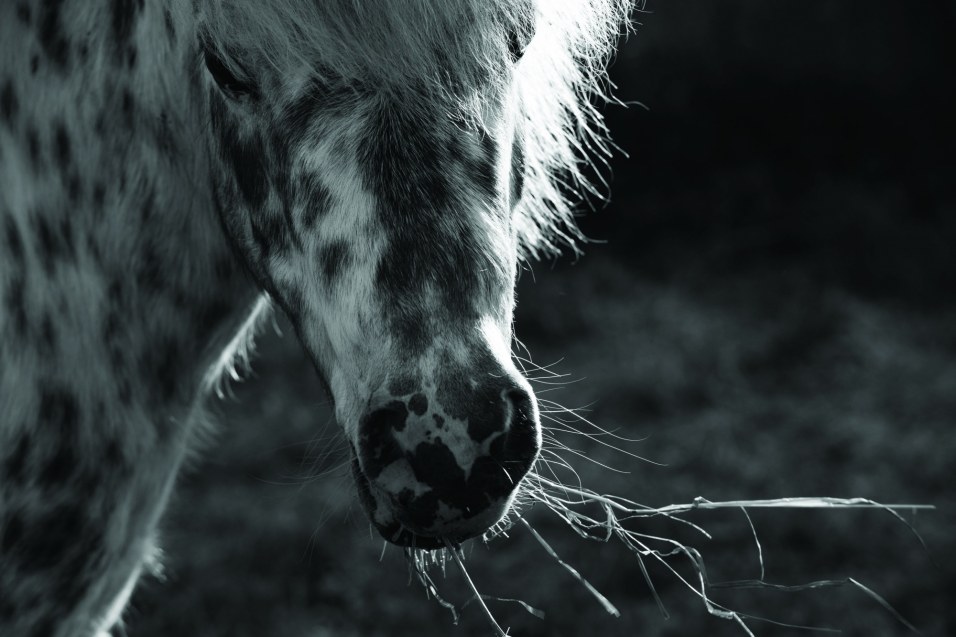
[[0, 1, 631, 634]]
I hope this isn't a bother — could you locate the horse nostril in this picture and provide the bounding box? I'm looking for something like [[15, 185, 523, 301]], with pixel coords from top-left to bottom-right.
[[493, 388, 540, 472], [506, 388, 535, 434]]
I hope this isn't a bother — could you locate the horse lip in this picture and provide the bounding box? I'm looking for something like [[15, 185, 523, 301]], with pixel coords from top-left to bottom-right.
[[380, 524, 451, 551], [350, 454, 477, 550]]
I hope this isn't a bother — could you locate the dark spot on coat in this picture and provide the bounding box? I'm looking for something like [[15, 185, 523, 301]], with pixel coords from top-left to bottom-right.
[[1, 512, 25, 552], [359, 402, 409, 478], [0, 593, 16, 622], [468, 392, 505, 442], [15, 3, 31, 25], [318, 241, 350, 284], [110, 0, 140, 65], [402, 437, 518, 526], [388, 376, 420, 396], [135, 243, 163, 293], [50, 569, 97, 623], [438, 360, 510, 444], [85, 234, 104, 265], [38, 437, 76, 487], [38, 386, 79, 428], [104, 437, 124, 465], [212, 92, 269, 208], [471, 132, 498, 200], [34, 215, 59, 274], [39, 312, 57, 355], [121, 89, 134, 120], [102, 306, 126, 361], [4, 276, 28, 336], [279, 76, 353, 141], [170, 286, 188, 310], [26, 125, 41, 169], [281, 84, 320, 141], [228, 133, 269, 207], [107, 278, 124, 304], [14, 503, 87, 573], [38, 0, 70, 70], [52, 122, 71, 171], [0, 78, 19, 125], [118, 380, 132, 405], [60, 218, 75, 257], [154, 110, 177, 157], [401, 489, 441, 531], [30, 55, 39, 75], [249, 211, 289, 261], [66, 173, 82, 203], [4, 217, 24, 264], [163, 9, 176, 41], [3, 434, 31, 484], [408, 393, 428, 416], [391, 307, 430, 352], [360, 100, 504, 349], [410, 439, 466, 492], [146, 336, 184, 404], [362, 101, 453, 214], [25, 615, 57, 637], [299, 179, 331, 229], [30, 210, 76, 274], [139, 189, 154, 223], [92, 182, 106, 208]]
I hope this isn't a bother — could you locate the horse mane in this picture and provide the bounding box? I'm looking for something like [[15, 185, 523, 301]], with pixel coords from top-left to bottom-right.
[[202, 0, 633, 257], [511, 1, 632, 257]]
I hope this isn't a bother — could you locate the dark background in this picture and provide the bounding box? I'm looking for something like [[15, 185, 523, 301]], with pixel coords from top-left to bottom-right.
[[129, 3, 955, 636]]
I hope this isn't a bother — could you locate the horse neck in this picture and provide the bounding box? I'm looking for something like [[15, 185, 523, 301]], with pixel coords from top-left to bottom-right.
[[2, 1, 259, 415], [107, 1, 263, 405]]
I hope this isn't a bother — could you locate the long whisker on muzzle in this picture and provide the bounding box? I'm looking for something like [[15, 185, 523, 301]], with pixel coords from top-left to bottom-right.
[[396, 352, 932, 636]]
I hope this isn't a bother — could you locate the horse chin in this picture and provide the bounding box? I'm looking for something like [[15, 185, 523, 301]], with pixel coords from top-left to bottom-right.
[[350, 456, 439, 549], [350, 456, 503, 551], [372, 522, 449, 551]]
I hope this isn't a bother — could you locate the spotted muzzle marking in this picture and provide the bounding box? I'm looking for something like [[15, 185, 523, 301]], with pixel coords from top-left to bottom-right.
[[353, 378, 539, 548]]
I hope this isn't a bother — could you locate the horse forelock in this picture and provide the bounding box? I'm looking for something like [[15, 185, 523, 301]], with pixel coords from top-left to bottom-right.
[[202, 0, 633, 257]]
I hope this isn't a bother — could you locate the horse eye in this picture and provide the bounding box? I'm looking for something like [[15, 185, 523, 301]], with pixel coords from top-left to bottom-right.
[[203, 48, 256, 99]]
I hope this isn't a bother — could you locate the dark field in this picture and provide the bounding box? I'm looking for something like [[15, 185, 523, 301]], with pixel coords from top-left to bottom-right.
[[127, 3, 954, 636]]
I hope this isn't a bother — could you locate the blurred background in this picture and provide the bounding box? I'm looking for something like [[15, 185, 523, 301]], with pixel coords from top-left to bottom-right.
[[128, 2, 954, 636]]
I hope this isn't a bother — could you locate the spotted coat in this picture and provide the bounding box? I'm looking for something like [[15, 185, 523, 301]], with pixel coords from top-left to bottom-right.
[[0, 0, 629, 635]]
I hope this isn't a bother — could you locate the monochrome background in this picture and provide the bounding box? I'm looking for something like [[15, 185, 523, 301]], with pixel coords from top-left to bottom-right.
[[127, 3, 955, 635]]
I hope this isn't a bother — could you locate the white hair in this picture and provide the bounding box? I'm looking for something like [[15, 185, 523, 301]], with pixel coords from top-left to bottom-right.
[[202, 0, 633, 256]]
